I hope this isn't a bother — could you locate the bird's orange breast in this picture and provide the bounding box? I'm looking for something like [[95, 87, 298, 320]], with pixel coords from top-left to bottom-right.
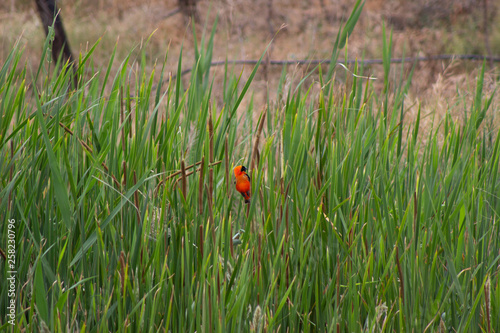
[[235, 176, 251, 193]]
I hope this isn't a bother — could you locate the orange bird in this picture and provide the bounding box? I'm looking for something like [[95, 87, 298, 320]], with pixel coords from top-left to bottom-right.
[[234, 165, 251, 203]]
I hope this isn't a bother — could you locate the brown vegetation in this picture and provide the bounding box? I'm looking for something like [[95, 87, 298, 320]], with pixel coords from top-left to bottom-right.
[[1, 0, 499, 130]]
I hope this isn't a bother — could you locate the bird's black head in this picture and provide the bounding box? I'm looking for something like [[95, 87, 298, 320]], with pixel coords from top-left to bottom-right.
[[241, 165, 247, 172]]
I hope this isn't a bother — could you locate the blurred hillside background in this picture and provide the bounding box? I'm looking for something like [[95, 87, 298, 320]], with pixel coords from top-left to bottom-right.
[[1, 0, 499, 125]]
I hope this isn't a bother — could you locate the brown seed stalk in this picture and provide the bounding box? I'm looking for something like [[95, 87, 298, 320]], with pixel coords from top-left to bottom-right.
[[122, 160, 127, 187], [395, 246, 405, 306], [208, 105, 214, 201], [171, 161, 222, 189], [119, 251, 126, 294], [205, 183, 215, 242], [198, 156, 205, 215], [42, 113, 121, 189], [180, 160, 187, 199], [155, 160, 221, 194]]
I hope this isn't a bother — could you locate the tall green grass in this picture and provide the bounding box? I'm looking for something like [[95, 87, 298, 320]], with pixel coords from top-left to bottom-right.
[[1, 2, 500, 331]]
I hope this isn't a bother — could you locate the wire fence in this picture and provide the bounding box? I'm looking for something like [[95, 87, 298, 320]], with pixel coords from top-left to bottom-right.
[[177, 54, 500, 77]]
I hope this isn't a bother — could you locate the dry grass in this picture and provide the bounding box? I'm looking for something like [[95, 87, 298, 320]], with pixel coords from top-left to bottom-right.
[[1, 0, 499, 135]]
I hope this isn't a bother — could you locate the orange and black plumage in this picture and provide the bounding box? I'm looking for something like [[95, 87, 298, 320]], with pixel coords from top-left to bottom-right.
[[234, 165, 251, 203]]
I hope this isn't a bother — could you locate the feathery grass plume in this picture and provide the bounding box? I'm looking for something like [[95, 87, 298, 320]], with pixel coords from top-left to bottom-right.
[[149, 206, 162, 240], [219, 254, 234, 282], [40, 320, 50, 333], [374, 302, 388, 332], [251, 305, 262, 332]]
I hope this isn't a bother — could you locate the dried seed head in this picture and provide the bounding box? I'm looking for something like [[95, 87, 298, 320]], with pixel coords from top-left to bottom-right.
[[375, 302, 388, 323], [252, 305, 262, 331], [438, 313, 446, 333]]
